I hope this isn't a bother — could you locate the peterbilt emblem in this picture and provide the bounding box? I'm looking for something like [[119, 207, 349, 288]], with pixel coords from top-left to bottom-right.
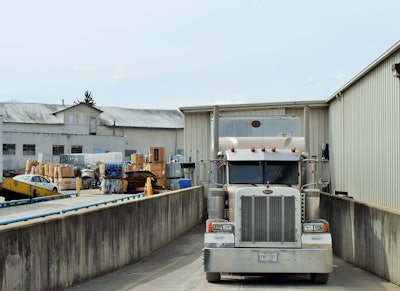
[[263, 189, 273, 194]]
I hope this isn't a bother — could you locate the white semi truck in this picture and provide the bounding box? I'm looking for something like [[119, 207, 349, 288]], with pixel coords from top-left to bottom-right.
[[203, 136, 333, 284]]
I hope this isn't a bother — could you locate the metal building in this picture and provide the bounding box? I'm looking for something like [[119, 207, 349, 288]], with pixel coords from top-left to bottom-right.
[[328, 41, 400, 210], [181, 41, 400, 211]]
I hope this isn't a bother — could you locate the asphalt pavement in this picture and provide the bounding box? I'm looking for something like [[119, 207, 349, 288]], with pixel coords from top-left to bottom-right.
[[66, 223, 399, 291]]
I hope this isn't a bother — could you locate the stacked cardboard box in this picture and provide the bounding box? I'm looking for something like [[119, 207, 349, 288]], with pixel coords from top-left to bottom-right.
[[130, 154, 144, 171], [143, 162, 166, 188], [144, 147, 166, 188], [56, 165, 76, 191], [148, 147, 165, 163]]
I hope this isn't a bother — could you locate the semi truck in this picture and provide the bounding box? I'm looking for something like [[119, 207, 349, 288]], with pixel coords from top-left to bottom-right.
[[203, 136, 332, 284]]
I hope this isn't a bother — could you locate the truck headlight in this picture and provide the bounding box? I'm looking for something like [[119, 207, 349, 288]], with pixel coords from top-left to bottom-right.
[[303, 220, 329, 233]]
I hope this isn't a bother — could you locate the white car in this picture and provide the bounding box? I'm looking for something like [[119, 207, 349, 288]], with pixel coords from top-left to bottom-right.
[[13, 174, 59, 193]]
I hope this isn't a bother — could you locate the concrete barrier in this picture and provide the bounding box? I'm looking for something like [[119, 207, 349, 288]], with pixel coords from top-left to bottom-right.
[[321, 193, 400, 286], [0, 186, 206, 290]]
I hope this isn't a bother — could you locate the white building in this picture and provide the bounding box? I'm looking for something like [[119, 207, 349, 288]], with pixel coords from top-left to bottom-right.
[[0, 102, 184, 171]]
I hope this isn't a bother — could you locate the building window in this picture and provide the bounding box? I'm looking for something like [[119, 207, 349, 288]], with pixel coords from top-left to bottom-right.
[[53, 145, 65, 156], [89, 118, 97, 135], [3, 144, 16, 155], [23, 144, 36, 155], [71, 145, 83, 153], [125, 150, 137, 156]]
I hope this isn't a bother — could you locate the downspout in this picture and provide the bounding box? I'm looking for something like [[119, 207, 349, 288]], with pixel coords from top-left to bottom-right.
[[304, 105, 310, 156], [211, 106, 219, 186]]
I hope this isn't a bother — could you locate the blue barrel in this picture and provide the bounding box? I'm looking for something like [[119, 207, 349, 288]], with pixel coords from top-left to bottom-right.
[[178, 178, 191, 189]]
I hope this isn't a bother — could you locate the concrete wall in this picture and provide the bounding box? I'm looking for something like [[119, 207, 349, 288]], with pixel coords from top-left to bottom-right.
[[321, 193, 400, 286], [0, 187, 206, 290]]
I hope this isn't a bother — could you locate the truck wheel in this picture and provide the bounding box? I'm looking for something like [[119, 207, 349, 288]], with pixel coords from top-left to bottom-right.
[[311, 273, 329, 284], [206, 272, 221, 283]]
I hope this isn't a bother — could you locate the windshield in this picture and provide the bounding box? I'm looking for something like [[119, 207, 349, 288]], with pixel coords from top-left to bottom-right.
[[229, 161, 298, 185]]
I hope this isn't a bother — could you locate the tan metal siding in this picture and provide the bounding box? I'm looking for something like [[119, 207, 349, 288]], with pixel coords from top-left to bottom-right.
[[309, 108, 329, 159], [286, 107, 329, 158], [329, 51, 400, 210], [328, 98, 342, 195], [184, 112, 211, 163]]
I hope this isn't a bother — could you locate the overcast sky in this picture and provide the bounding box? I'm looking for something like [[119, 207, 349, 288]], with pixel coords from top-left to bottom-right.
[[0, 1, 398, 109]]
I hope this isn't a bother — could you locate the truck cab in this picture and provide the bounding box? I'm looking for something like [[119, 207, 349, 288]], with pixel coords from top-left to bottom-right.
[[203, 137, 333, 284]]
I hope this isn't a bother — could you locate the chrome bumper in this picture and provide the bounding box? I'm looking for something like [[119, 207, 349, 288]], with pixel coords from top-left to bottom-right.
[[203, 247, 333, 273]]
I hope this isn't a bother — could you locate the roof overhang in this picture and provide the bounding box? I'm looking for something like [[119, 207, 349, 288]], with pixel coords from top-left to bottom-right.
[[180, 100, 328, 114]]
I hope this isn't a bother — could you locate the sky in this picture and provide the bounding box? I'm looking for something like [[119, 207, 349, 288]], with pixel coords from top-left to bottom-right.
[[0, 1, 399, 110]]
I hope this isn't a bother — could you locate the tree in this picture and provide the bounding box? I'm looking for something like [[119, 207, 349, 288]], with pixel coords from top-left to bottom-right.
[[74, 90, 96, 107]]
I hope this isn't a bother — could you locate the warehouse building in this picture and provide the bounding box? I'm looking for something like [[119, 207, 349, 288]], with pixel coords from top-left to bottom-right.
[[327, 41, 400, 210], [0, 102, 184, 172], [181, 40, 400, 210]]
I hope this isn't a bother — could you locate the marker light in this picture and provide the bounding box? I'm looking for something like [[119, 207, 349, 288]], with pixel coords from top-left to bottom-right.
[[291, 147, 296, 152], [261, 146, 266, 152], [230, 147, 235, 152], [251, 146, 255, 152], [271, 147, 276, 153]]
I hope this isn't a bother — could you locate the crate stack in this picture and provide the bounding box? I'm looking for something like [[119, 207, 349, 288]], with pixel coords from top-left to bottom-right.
[[99, 163, 124, 194], [56, 165, 76, 191], [25, 160, 72, 187], [130, 154, 144, 171], [144, 147, 166, 189]]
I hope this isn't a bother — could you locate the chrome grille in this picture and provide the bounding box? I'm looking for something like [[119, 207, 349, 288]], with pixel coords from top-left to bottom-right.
[[241, 195, 296, 243]]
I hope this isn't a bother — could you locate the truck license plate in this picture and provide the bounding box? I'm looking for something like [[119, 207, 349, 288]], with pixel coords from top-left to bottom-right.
[[259, 251, 278, 262]]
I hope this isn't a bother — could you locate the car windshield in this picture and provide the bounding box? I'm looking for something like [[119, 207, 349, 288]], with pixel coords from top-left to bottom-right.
[[229, 161, 298, 185]]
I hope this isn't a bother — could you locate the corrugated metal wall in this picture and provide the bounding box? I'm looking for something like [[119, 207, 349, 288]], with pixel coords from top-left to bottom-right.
[[183, 112, 211, 163], [329, 49, 400, 210], [286, 107, 329, 159]]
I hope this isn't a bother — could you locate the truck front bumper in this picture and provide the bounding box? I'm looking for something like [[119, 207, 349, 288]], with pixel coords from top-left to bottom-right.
[[203, 247, 333, 274]]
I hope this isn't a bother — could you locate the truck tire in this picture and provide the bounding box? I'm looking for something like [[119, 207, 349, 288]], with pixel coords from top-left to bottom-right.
[[311, 273, 329, 284], [206, 272, 221, 283]]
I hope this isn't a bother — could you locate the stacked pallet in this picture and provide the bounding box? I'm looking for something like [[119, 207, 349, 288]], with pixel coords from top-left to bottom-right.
[[99, 163, 124, 194]]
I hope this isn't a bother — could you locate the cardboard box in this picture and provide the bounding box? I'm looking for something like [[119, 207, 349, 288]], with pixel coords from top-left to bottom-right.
[[122, 179, 128, 193], [59, 166, 74, 178], [131, 154, 145, 165], [128, 164, 142, 171], [99, 163, 105, 177], [155, 176, 166, 188], [148, 147, 165, 163], [144, 162, 165, 172], [150, 169, 166, 178], [58, 177, 75, 191]]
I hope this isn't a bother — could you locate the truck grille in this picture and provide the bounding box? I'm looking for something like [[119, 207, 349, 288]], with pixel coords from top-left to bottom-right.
[[240, 195, 296, 243]]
